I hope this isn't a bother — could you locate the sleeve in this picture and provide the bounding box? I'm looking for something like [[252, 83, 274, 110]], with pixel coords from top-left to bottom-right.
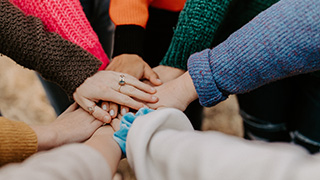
[[10, 0, 109, 70], [159, 0, 234, 70], [126, 108, 320, 180], [0, 117, 37, 166], [0, 144, 112, 180], [0, 0, 102, 97], [109, 0, 152, 58], [188, 0, 320, 107]]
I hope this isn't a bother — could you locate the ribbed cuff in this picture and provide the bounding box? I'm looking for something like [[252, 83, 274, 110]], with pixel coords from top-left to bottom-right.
[[0, 118, 37, 166], [112, 25, 145, 59]]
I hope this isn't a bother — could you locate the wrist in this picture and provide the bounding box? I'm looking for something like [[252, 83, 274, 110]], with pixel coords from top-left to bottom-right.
[[179, 72, 198, 105], [30, 125, 59, 151]]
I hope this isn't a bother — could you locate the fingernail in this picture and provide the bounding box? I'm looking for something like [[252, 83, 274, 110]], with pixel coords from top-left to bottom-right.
[[152, 96, 158, 101], [104, 116, 110, 123], [157, 79, 162, 83], [102, 104, 107, 110], [150, 87, 156, 92], [110, 109, 115, 116], [121, 108, 127, 115]]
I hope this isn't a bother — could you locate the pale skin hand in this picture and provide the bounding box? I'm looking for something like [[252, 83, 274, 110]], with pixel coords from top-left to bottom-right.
[[84, 118, 121, 175], [103, 54, 162, 118], [147, 71, 199, 111], [30, 103, 103, 151], [73, 71, 158, 123], [153, 65, 185, 83]]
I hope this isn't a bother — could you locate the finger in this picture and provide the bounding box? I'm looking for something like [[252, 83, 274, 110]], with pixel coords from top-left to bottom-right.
[[74, 93, 111, 123], [101, 101, 110, 112], [144, 66, 162, 86], [102, 90, 145, 110], [124, 74, 157, 94], [61, 102, 78, 114], [109, 102, 118, 118], [120, 105, 129, 116], [119, 84, 158, 103], [111, 118, 121, 132]]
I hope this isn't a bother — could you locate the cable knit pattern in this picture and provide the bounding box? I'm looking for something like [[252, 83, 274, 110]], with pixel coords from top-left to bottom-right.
[[10, 0, 109, 70], [0, 117, 37, 166], [188, 0, 320, 107], [0, 0, 102, 97]]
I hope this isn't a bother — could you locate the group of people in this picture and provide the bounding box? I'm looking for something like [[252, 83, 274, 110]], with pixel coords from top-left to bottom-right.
[[1, 0, 320, 179]]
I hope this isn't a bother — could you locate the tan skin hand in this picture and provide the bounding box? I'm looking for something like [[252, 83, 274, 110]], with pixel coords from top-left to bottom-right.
[[107, 54, 162, 86], [153, 65, 185, 83], [147, 72, 199, 111]]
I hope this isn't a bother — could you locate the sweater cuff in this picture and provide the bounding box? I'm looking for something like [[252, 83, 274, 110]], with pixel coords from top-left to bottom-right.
[[188, 49, 228, 107], [113, 25, 145, 59], [0, 117, 37, 166]]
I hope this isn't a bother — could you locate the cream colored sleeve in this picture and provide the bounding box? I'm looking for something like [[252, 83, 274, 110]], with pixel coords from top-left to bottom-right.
[[0, 117, 37, 166]]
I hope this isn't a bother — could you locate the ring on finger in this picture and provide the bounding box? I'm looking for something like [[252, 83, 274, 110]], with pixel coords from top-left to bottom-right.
[[88, 104, 96, 115], [119, 74, 126, 86]]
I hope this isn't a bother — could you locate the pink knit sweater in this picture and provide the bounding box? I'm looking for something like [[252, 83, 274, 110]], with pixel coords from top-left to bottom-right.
[[10, 0, 109, 70]]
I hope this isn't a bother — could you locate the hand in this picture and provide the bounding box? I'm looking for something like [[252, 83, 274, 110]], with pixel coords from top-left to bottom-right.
[[85, 118, 121, 174], [100, 101, 129, 119], [153, 65, 185, 83], [73, 71, 158, 123], [107, 54, 162, 86], [147, 72, 199, 111], [31, 103, 103, 151]]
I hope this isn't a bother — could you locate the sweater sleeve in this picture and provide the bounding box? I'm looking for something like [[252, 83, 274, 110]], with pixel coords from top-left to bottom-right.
[[0, 144, 112, 180], [0, 117, 37, 166], [127, 108, 320, 180], [0, 0, 102, 97], [188, 0, 320, 107], [160, 0, 234, 70], [10, 0, 109, 70]]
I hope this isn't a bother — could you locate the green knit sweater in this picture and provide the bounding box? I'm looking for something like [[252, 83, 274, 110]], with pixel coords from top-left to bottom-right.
[[160, 0, 279, 70]]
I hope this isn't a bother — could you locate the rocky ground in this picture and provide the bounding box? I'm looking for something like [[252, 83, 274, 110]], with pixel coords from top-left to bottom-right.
[[0, 55, 243, 179]]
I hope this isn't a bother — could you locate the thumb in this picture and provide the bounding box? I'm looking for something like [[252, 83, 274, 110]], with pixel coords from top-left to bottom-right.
[[144, 66, 162, 86]]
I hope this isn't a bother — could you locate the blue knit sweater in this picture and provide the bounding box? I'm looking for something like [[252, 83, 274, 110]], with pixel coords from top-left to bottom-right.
[[188, 0, 320, 107]]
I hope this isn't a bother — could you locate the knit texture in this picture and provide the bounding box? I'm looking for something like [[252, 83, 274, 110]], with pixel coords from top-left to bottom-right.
[[0, 0, 102, 97], [0, 117, 37, 166], [10, 0, 109, 70], [159, 0, 233, 70], [188, 0, 320, 107]]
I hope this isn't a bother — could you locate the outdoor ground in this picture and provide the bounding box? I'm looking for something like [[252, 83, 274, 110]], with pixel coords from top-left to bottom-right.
[[0, 55, 243, 179]]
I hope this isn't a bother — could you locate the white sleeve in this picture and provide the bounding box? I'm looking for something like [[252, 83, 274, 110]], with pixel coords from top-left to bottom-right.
[[126, 108, 320, 180], [0, 144, 112, 180]]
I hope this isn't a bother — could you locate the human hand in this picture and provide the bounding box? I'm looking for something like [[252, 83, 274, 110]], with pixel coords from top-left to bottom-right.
[[73, 71, 158, 123], [147, 72, 198, 111], [100, 101, 129, 119], [85, 119, 121, 174], [107, 54, 162, 86], [31, 103, 103, 151], [153, 65, 185, 83]]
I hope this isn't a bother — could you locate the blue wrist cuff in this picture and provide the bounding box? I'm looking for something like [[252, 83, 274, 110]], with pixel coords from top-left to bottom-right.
[[113, 108, 154, 155]]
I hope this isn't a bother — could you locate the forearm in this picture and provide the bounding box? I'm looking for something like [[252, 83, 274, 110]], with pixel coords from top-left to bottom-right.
[[0, 144, 112, 180], [0, 118, 37, 166], [188, 0, 320, 107], [10, 0, 109, 69], [160, 0, 234, 70], [0, 0, 101, 96]]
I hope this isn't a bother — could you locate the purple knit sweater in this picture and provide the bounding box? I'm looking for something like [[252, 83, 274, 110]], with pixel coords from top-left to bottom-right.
[[188, 0, 320, 107]]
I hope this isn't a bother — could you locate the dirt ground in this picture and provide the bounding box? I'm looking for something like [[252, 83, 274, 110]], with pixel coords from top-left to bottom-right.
[[0, 55, 243, 179]]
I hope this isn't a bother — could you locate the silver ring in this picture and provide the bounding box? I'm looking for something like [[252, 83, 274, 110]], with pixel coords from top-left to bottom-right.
[[119, 74, 126, 86], [88, 104, 96, 115]]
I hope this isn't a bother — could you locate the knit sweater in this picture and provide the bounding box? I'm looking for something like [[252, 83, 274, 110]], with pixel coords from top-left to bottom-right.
[[0, 117, 37, 166], [0, 0, 102, 97], [10, 0, 109, 70], [188, 0, 320, 107], [160, 0, 279, 70], [110, 0, 186, 59]]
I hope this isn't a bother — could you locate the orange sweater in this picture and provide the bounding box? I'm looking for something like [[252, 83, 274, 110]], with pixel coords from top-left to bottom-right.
[[110, 0, 186, 28], [0, 117, 37, 166]]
